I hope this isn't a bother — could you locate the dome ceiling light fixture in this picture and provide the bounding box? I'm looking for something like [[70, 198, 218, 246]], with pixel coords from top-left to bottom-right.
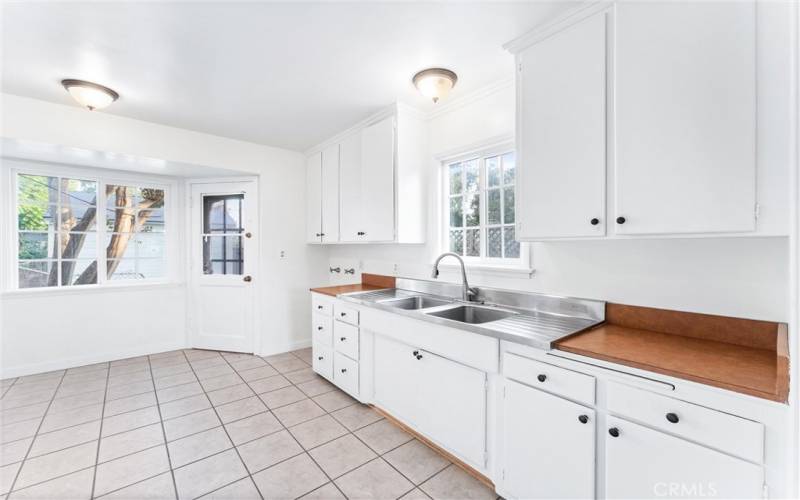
[[61, 79, 119, 111], [412, 68, 458, 103]]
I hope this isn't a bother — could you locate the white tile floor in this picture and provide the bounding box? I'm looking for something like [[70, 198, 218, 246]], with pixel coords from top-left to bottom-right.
[[0, 348, 498, 499]]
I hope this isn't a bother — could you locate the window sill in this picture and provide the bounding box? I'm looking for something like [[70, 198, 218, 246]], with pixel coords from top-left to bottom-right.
[[1, 281, 184, 299], [436, 262, 535, 279]]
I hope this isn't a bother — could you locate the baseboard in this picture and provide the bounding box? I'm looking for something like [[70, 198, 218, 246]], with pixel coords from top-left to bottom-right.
[[1, 341, 188, 379], [260, 338, 311, 357]]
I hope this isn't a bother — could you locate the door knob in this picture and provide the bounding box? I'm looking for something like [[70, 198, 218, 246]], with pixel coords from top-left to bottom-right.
[[243, 275, 252, 282]]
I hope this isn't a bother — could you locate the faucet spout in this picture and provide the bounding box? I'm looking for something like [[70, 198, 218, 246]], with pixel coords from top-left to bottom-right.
[[431, 252, 478, 302]]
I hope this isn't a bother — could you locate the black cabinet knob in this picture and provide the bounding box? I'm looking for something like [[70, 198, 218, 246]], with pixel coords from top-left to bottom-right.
[[340, 337, 346, 341], [317, 356, 323, 361], [578, 415, 589, 424], [317, 305, 323, 310], [340, 312, 346, 317], [616, 216, 626, 224], [412, 350, 419, 356], [357, 231, 366, 236], [317, 326, 323, 331], [590, 218, 600, 226], [666, 413, 679, 424], [537, 374, 547, 383], [341, 368, 347, 373], [416, 354, 423, 360], [608, 427, 620, 438], [315, 233, 321, 237]]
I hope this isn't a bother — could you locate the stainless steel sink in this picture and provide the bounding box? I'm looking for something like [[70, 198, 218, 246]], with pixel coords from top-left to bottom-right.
[[378, 296, 452, 310], [425, 305, 515, 324]]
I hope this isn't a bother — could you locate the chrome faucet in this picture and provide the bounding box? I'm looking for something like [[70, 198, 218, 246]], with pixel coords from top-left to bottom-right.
[[431, 252, 479, 302]]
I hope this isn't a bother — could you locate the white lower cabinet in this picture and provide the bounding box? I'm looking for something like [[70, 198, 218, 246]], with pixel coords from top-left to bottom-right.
[[605, 415, 764, 499], [502, 379, 595, 499], [312, 342, 332, 380], [373, 334, 487, 468]]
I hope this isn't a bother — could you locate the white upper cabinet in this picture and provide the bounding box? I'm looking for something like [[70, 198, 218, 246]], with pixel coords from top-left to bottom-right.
[[506, 0, 788, 239], [516, 11, 607, 239], [359, 117, 396, 242], [306, 103, 427, 244], [614, 1, 756, 235], [339, 132, 363, 243], [306, 151, 323, 243], [321, 144, 340, 243]]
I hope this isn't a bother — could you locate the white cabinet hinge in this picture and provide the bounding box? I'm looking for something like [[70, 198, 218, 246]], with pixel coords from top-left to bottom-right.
[[754, 203, 760, 220]]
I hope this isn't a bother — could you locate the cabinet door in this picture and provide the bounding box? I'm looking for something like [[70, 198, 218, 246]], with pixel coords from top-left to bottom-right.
[[339, 132, 363, 243], [517, 11, 607, 239], [320, 144, 340, 243], [373, 335, 420, 426], [306, 152, 322, 242], [416, 349, 486, 468], [605, 416, 763, 499], [503, 380, 595, 499], [360, 116, 395, 242], [615, 2, 756, 235]]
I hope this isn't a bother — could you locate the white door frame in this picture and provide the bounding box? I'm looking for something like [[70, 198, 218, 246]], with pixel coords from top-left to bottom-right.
[[187, 176, 260, 354]]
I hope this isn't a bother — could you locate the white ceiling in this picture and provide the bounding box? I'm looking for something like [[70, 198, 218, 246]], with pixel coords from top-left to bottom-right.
[[2, 1, 575, 152]]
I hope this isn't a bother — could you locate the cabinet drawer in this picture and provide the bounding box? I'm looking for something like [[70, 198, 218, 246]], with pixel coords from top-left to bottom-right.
[[607, 382, 763, 463], [312, 295, 332, 316], [312, 342, 333, 381], [504, 353, 595, 405], [334, 321, 359, 360], [312, 315, 333, 347], [334, 303, 359, 325], [334, 352, 359, 397]]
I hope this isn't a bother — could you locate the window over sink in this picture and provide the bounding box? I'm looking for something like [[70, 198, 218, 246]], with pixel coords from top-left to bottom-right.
[[442, 146, 529, 269]]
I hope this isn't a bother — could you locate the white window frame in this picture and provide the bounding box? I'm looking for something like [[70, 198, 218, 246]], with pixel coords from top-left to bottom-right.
[[5, 160, 176, 292], [439, 142, 531, 273]]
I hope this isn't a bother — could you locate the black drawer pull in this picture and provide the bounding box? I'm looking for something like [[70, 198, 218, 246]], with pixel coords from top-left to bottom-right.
[[537, 374, 547, 382], [317, 326, 323, 331], [340, 368, 347, 373], [317, 356, 323, 361], [340, 337, 346, 341], [578, 415, 589, 424], [608, 427, 620, 438], [666, 413, 679, 424]]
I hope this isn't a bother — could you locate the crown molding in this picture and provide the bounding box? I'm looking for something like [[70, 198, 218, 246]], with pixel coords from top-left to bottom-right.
[[503, 0, 613, 54], [426, 77, 514, 121]]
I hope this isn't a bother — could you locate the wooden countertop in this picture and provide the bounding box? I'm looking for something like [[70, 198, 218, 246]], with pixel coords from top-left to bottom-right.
[[556, 304, 789, 402], [310, 273, 395, 297]]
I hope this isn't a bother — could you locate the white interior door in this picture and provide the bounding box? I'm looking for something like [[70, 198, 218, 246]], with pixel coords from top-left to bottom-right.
[[190, 180, 258, 353]]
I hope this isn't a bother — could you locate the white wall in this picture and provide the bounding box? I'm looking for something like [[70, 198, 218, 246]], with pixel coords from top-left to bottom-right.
[[0, 94, 327, 376], [327, 3, 795, 324]]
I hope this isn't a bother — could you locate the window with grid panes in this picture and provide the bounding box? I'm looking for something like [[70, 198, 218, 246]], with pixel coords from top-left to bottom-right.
[[445, 151, 520, 262], [15, 172, 167, 289]]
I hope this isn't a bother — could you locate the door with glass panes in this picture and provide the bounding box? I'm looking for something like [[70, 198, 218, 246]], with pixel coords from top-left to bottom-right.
[[190, 180, 257, 352]]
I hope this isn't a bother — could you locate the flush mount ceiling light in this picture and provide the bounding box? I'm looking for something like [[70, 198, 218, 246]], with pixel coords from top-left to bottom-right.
[[412, 68, 457, 103], [61, 79, 119, 111]]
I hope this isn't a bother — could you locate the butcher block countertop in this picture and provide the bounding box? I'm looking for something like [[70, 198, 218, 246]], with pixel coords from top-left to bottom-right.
[[310, 273, 396, 297], [556, 304, 789, 403]]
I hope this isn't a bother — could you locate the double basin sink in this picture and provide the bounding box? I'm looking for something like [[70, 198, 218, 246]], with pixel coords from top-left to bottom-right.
[[375, 295, 515, 325]]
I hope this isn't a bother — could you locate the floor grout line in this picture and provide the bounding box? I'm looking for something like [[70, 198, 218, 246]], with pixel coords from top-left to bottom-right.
[[1, 348, 471, 500], [144, 352, 180, 500], [6, 368, 68, 494], [181, 350, 264, 500], [88, 361, 110, 499]]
